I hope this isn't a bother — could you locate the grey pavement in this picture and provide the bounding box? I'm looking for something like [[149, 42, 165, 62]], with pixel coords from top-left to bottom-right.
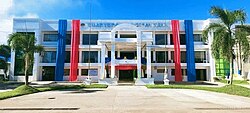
[[0, 86, 250, 113]]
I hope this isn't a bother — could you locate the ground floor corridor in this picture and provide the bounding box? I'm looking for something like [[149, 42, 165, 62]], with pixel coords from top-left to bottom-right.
[[1, 86, 250, 113]]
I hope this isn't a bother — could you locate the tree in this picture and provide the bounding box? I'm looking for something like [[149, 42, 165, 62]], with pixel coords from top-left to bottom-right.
[[235, 25, 250, 79], [202, 6, 248, 85], [8, 33, 44, 85], [0, 45, 11, 80]]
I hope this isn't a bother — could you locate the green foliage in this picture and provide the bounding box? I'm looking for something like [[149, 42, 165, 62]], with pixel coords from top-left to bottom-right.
[[202, 6, 247, 61], [37, 84, 108, 92], [0, 84, 108, 100], [0, 45, 11, 79], [219, 79, 249, 85], [8, 33, 44, 85], [146, 84, 250, 97], [0, 85, 39, 100]]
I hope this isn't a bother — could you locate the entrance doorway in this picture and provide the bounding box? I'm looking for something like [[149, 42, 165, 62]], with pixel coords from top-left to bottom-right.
[[119, 70, 137, 82], [42, 66, 55, 81], [196, 69, 207, 81]]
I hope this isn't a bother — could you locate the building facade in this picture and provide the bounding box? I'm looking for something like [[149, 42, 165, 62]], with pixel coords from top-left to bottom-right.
[[10, 18, 217, 84]]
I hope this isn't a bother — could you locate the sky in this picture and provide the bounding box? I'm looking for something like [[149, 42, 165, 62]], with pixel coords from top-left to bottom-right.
[[0, 0, 250, 44]]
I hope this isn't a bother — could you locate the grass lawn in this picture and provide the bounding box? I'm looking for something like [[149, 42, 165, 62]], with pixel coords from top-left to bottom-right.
[[146, 84, 250, 97], [218, 79, 249, 85], [0, 84, 108, 100]]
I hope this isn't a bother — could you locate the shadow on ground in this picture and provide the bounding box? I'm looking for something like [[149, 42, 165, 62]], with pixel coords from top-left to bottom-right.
[[63, 89, 105, 94], [0, 82, 23, 90]]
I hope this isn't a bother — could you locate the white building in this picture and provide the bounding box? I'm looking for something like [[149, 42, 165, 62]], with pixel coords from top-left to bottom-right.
[[10, 18, 217, 85]]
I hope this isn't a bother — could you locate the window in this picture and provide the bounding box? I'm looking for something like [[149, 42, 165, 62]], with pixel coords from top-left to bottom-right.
[[170, 51, 186, 63], [82, 34, 98, 45], [155, 34, 167, 45], [44, 34, 57, 42], [42, 51, 56, 63], [170, 34, 186, 45], [66, 34, 71, 45], [193, 34, 203, 42], [82, 51, 98, 63], [64, 69, 70, 76], [120, 34, 137, 38], [156, 51, 168, 63], [43, 34, 71, 44], [180, 34, 186, 45], [171, 69, 187, 76], [181, 51, 186, 63], [171, 69, 175, 76], [182, 69, 187, 76], [65, 51, 71, 63], [157, 69, 165, 73], [195, 51, 206, 63], [81, 69, 98, 76]]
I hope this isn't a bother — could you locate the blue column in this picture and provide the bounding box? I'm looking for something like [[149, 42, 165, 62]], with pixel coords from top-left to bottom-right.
[[55, 20, 67, 81], [185, 20, 196, 82]]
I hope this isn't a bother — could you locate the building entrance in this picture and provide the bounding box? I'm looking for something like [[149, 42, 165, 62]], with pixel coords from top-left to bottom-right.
[[42, 66, 55, 81], [119, 70, 137, 82]]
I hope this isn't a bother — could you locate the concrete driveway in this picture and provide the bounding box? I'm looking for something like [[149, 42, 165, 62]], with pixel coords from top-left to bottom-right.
[[0, 86, 250, 113]]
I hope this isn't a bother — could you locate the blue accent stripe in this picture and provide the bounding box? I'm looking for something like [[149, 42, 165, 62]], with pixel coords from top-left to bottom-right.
[[55, 20, 67, 81], [185, 20, 196, 82]]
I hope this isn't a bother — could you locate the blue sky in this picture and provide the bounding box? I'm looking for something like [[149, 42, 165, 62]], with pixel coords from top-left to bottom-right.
[[11, 0, 250, 22], [0, 0, 250, 44]]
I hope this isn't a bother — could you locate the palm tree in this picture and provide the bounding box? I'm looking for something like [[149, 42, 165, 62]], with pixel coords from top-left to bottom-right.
[[203, 6, 248, 85], [0, 45, 11, 80], [8, 33, 44, 85]]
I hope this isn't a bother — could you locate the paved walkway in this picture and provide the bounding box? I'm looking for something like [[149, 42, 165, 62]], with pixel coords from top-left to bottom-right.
[[0, 86, 250, 113]]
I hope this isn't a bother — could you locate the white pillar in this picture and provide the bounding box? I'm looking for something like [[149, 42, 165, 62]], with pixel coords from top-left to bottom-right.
[[9, 51, 15, 80], [111, 43, 115, 78], [117, 50, 120, 58], [146, 42, 151, 78], [208, 31, 216, 82], [167, 33, 171, 45], [33, 30, 41, 81], [137, 31, 142, 79], [100, 43, 106, 79]]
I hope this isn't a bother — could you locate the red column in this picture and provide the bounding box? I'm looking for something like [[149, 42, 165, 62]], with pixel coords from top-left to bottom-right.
[[69, 20, 80, 81], [171, 20, 182, 82]]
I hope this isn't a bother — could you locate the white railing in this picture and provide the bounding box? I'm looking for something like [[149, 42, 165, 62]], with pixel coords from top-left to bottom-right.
[[115, 59, 137, 64]]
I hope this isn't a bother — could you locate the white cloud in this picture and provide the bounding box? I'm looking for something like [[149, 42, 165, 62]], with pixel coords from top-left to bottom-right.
[[0, 0, 39, 45], [0, 0, 100, 44]]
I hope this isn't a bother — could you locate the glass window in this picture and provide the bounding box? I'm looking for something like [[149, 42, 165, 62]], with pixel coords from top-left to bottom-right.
[[82, 34, 98, 45], [193, 34, 202, 42], [195, 51, 206, 63], [156, 51, 168, 63], [42, 51, 56, 63], [120, 34, 137, 38], [157, 69, 165, 73], [180, 34, 186, 45], [66, 34, 71, 45], [65, 51, 71, 63], [44, 34, 57, 42], [171, 69, 187, 76], [170, 51, 186, 63], [81, 69, 98, 76], [155, 34, 167, 45], [182, 69, 187, 76], [64, 69, 70, 76], [171, 69, 175, 76], [181, 51, 186, 63], [82, 51, 98, 63], [170, 34, 186, 45]]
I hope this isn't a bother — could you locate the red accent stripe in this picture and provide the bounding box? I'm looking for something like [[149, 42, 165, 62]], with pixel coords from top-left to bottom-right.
[[69, 20, 80, 81], [171, 20, 182, 82]]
